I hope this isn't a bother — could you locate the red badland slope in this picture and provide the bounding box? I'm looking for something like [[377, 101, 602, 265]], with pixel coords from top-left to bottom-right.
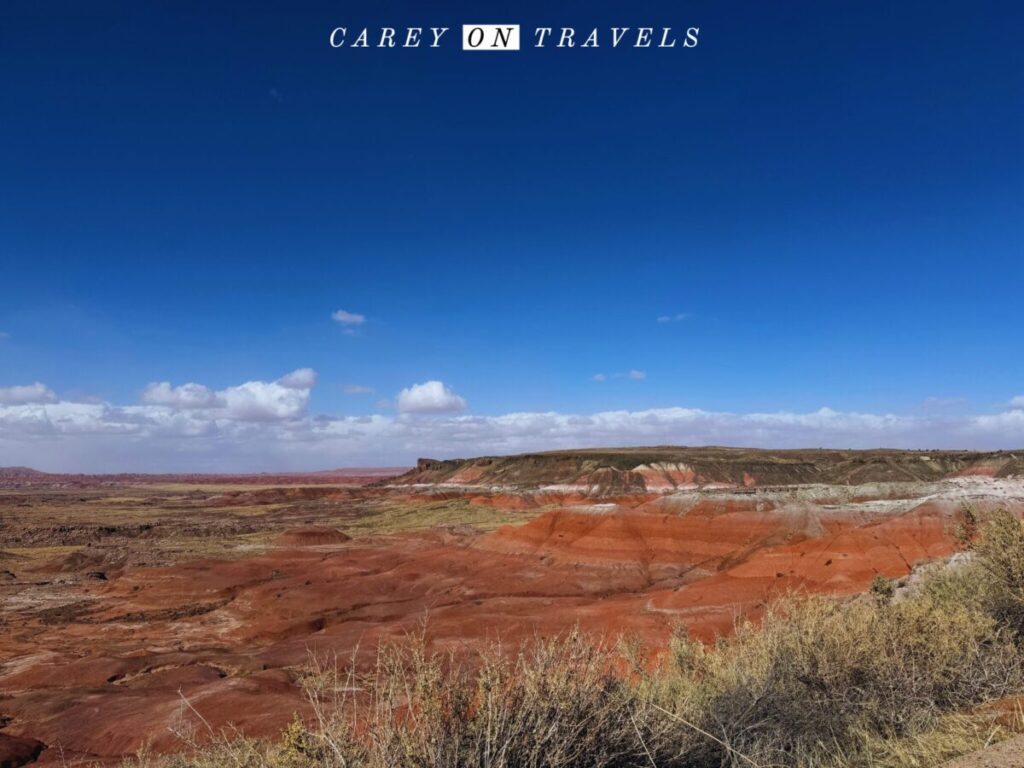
[[2, 449, 1023, 763], [475, 494, 968, 638]]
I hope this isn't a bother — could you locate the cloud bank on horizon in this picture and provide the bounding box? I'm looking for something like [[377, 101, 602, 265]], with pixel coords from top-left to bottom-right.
[[1, 370, 1023, 473]]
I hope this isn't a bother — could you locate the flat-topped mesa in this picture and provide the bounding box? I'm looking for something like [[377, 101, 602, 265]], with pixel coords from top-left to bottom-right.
[[392, 446, 1024, 495]]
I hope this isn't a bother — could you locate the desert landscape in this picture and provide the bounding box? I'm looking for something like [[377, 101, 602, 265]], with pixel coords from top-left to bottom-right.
[[4, 0, 1019, 764], [3, 447, 1024, 765]]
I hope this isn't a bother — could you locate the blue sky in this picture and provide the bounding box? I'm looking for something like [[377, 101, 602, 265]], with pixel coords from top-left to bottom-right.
[[1, 1, 1022, 470]]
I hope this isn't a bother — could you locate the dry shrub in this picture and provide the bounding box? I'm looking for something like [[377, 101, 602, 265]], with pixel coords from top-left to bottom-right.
[[344, 630, 652, 767], [973, 508, 1024, 636], [657, 593, 1023, 767], [922, 508, 1024, 637], [180, 629, 658, 768], [849, 711, 1024, 768]]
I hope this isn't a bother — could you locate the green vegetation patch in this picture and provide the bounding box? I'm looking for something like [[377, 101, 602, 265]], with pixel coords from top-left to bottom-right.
[[342, 498, 536, 537]]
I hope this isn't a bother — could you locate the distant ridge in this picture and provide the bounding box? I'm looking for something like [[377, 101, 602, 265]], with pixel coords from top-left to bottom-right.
[[391, 446, 1024, 494], [0, 466, 407, 489]]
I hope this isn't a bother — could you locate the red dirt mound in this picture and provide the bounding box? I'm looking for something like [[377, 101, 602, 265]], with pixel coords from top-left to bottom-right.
[[274, 526, 351, 546]]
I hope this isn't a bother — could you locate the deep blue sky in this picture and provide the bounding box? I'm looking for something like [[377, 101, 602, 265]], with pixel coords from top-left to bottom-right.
[[2, 0, 1022, 424]]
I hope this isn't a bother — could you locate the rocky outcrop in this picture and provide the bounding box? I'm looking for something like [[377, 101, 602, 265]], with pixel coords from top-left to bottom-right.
[[274, 526, 351, 546], [392, 447, 1024, 495]]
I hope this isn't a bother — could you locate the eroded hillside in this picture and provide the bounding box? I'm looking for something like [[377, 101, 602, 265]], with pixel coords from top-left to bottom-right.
[[1, 449, 1023, 764], [396, 447, 1024, 493]]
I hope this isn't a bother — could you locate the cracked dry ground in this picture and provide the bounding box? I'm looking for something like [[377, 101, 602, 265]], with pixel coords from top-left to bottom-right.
[[2, 478, 1024, 763]]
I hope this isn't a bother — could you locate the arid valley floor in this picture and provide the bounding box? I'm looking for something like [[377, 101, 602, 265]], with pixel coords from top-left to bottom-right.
[[3, 448, 1024, 764]]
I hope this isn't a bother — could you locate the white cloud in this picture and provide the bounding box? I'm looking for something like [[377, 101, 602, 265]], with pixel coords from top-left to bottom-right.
[[974, 407, 1024, 426], [1009, 396, 1024, 410], [141, 371, 316, 421], [332, 309, 366, 326], [3, 373, 1024, 472], [344, 384, 374, 395], [219, 380, 311, 421], [0, 382, 57, 405], [142, 381, 221, 409], [657, 313, 690, 324], [278, 368, 318, 390], [593, 371, 645, 382], [396, 380, 467, 414]]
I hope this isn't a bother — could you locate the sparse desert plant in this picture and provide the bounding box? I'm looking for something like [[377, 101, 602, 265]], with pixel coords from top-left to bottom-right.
[[346, 629, 655, 767], [918, 557, 991, 613], [843, 711, 1023, 768], [972, 508, 1024, 636], [952, 503, 982, 544], [869, 574, 896, 604], [928, 506, 1024, 638], [653, 589, 1022, 767]]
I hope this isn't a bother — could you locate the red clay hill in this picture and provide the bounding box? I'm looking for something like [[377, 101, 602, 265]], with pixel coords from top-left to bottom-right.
[[1, 447, 1023, 763]]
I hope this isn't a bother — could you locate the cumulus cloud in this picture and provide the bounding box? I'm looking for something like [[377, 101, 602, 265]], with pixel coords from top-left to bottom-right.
[[396, 380, 467, 414], [140, 370, 316, 421], [657, 313, 690, 323], [278, 368, 318, 390], [1009, 396, 1024, 410], [3, 373, 1024, 472], [219, 380, 311, 421], [0, 382, 57, 405], [332, 309, 366, 326], [344, 384, 374, 395], [142, 382, 221, 409]]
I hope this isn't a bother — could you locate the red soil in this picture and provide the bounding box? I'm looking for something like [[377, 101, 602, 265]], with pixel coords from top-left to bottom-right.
[[2, 482, 1022, 763], [0, 733, 45, 768], [955, 466, 1001, 477]]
